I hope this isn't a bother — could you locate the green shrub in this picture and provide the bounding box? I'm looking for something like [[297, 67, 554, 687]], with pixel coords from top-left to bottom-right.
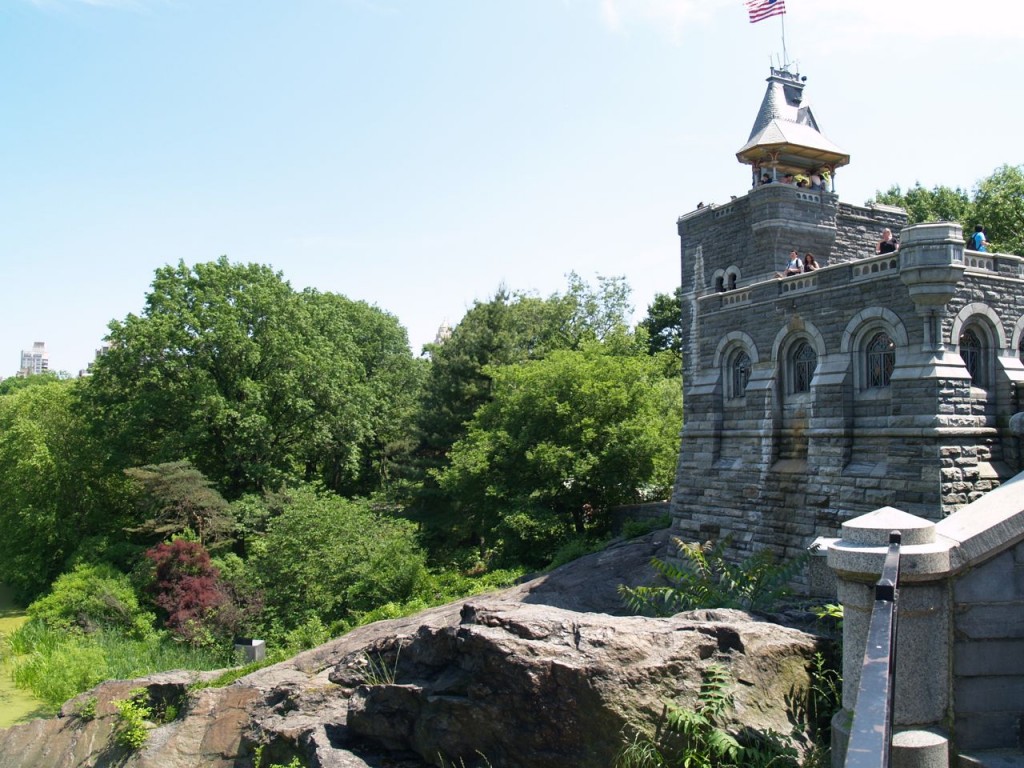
[[250, 486, 431, 632], [620, 514, 671, 540], [113, 688, 152, 750], [27, 562, 155, 639], [494, 506, 568, 568], [547, 535, 609, 569], [72, 696, 98, 721]]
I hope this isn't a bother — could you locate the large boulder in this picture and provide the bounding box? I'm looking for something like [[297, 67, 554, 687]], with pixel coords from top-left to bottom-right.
[[0, 530, 826, 768]]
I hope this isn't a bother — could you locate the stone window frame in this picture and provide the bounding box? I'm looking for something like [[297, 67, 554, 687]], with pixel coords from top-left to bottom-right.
[[950, 303, 1006, 392], [841, 308, 908, 397], [1010, 315, 1024, 363], [713, 331, 759, 401], [771, 320, 826, 398], [725, 266, 741, 292], [711, 266, 742, 293]]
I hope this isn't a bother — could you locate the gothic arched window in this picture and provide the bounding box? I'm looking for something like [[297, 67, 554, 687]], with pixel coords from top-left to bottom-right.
[[865, 332, 895, 388], [729, 350, 751, 398], [959, 327, 984, 385], [792, 341, 817, 393]]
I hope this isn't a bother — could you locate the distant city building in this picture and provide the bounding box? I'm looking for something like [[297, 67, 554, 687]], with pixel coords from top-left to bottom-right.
[[18, 342, 49, 377], [81, 342, 113, 377]]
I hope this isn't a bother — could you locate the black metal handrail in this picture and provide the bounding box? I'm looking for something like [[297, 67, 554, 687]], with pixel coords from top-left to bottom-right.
[[844, 530, 902, 768]]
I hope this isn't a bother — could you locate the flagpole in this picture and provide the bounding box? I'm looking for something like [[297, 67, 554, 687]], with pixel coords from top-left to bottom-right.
[[781, 12, 788, 67]]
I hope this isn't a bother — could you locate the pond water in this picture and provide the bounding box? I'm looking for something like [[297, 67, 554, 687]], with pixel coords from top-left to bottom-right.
[[0, 585, 49, 728]]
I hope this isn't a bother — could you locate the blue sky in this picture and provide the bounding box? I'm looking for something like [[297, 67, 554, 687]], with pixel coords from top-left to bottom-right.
[[2, 0, 1022, 375]]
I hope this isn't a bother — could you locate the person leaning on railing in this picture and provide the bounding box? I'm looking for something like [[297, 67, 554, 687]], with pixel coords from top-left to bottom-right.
[[876, 228, 898, 254]]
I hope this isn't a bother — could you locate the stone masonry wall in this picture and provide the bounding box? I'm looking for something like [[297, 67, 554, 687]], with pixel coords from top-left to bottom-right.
[[951, 539, 1024, 750], [832, 202, 907, 264]]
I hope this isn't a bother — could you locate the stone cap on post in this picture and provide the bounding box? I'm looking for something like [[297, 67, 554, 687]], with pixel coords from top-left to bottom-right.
[[898, 221, 966, 309], [827, 506, 958, 583]]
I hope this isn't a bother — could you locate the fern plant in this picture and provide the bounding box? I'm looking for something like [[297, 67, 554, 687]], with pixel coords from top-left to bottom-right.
[[616, 665, 799, 768], [619, 538, 812, 616]]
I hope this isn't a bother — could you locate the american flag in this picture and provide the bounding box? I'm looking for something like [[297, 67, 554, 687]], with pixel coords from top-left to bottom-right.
[[746, 0, 786, 23]]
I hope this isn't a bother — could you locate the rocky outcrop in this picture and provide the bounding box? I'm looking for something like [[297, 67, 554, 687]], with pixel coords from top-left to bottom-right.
[[0, 530, 826, 768]]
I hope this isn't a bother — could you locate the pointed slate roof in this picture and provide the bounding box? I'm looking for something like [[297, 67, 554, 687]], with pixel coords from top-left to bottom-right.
[[736, 67, 850, 174]]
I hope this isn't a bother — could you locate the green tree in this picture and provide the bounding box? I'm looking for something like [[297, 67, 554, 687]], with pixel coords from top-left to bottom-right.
[[869, 182, 972, 226], [638, 287, 683, 357], [417, 273, 634, 461], [971, 164, 1024, 255], [248, 484, 429, 632], [303, 290, 426, 496], [412, 275, 634, 553], [0, 380, 128, 600], [0, 372, 65, 396], [83, 258, 419, 498], [435, 339, 681, 562], [123, 461, 234, 549], [868, 164, 1024, 255]]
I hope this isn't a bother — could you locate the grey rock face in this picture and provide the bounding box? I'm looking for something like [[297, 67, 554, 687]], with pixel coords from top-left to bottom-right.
[[0, 531, 825, 768]]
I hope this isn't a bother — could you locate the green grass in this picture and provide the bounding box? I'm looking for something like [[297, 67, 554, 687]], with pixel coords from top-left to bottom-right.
[[2, 620, 235, 708]]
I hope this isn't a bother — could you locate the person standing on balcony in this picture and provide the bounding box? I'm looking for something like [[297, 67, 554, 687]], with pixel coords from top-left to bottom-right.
[[877, 228, 898, 254], [969, 225, 989, 252]]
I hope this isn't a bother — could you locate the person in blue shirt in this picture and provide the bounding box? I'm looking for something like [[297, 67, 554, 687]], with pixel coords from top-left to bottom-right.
[[969, 225, 989, 252]]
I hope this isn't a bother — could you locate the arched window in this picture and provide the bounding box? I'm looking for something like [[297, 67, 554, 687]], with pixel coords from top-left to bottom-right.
[[728, 273, 737, 291], [730, 351, 751, 398], [865, 332, 895, 388], [715, 275, 725, 292], [792, 341, 817, 393], [959, 328, 983, 385], [1019, 334, 1024, 363]]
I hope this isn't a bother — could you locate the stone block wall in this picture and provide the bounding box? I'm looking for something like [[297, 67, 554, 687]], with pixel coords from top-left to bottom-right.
[[951, 541, 1024, 750], [832, 202, 907, 263]]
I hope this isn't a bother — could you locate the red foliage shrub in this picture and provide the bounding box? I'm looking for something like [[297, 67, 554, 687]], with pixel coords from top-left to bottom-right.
[[144, 539, 234, 644]]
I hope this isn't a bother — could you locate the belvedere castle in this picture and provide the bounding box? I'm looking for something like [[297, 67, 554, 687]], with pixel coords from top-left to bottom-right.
[[668, 66, 1024, 561]]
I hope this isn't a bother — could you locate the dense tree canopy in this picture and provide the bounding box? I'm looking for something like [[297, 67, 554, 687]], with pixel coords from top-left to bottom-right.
[[83, 258, 419, 498], [247, 485, 429, 632], [972, 164, 1024, 256], [435, 338, 681, 562], [0, 380, 127, 600]]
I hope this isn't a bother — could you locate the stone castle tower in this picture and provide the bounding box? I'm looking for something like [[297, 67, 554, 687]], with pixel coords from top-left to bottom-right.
[[669, 67, 1024, 561]]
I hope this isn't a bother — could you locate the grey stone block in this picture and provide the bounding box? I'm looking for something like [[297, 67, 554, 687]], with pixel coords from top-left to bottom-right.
[[955, 552, 1019, 603], [955, 640, 1024, 677], [955, 675, 1024, 714]]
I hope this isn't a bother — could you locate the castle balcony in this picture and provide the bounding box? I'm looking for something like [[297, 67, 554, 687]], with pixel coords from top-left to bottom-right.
[[697, 230, 1024, 317]]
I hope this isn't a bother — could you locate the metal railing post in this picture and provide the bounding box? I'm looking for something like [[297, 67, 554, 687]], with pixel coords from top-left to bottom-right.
[[844, 530, 902, 768]]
